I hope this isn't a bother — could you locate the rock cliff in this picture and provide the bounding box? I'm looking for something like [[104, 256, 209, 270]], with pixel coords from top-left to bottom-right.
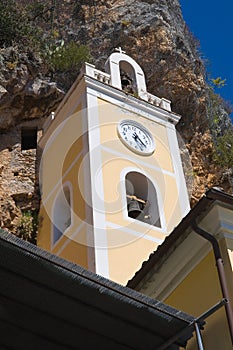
[[0, 0, 232, 238]]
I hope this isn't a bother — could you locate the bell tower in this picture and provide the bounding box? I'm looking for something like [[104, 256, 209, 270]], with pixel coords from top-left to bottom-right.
[[38, 49, 190, 285]]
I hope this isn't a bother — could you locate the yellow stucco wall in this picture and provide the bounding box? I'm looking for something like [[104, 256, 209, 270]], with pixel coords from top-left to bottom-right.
[[38, 98, 90, 269], [165, 251, 232, 349], [97, 98, 174, 172], [106, 227, 159, 284]]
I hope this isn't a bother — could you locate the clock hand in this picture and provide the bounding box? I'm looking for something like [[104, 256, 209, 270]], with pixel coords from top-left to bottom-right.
[[137, 136, 146, 147], [133, 132, 146, 147], [132, 132, 145, 150], [136, 140, 144, 151]]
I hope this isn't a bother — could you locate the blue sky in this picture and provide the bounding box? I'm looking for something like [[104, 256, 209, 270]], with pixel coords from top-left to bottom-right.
[[179, 0, 233, 120]]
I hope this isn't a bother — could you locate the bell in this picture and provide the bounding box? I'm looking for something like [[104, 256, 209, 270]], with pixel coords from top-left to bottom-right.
[[128, 199, 143, 219]]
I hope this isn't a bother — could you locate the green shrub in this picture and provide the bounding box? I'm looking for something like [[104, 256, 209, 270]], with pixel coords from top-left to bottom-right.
[[17, 211, 38, 244], [0, 0, 35, 47], [206, 81, 233, 168], [0, 1, 20, 46], [26, 2, 48, 22], [211, 77, 226, 88], [213, 129, 233, 167], [0, 0, 90, 75], [46, 41, 90, 72]]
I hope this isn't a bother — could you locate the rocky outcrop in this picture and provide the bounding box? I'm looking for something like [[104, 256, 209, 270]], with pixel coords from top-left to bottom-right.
[[0, 128, 40, 235], [0, 47, 64, 131], [0, 0, 232, 236], [0, 47, 63, 236]]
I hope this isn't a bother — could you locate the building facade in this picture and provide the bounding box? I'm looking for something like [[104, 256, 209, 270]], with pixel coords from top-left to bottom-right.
[[129, 189, 233, 349]]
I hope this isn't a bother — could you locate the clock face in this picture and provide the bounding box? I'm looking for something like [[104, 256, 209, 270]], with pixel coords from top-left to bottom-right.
[[117, 120, 155, 155]]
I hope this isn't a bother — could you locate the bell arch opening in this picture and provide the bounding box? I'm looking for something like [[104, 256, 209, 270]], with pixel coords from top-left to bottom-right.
[[119, 61, 137, 95], [53, 186, 71, 244], [125, 171, 161, 227]]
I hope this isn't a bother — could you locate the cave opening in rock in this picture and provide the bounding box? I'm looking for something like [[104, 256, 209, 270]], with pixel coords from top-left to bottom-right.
[[21, 127, 38, 150]]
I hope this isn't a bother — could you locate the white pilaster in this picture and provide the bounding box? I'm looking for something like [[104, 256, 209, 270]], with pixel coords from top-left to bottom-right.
[[86, 88, 109, 279]]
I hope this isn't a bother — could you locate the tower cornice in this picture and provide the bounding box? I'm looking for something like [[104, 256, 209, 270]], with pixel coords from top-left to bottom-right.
[[84, 74, 181, 126]]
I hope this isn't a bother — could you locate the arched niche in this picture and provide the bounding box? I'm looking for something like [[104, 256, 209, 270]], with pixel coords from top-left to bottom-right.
[[53, 185, 71, 244], [105, 52, 148, 99], [125, 171, 161, 227]]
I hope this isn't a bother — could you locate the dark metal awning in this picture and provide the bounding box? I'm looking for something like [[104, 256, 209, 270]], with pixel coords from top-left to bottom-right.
[[0, 229, 198, 349]]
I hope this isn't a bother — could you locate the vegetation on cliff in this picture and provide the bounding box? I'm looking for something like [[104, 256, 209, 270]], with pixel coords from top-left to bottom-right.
[[0, 0, 90, 88]]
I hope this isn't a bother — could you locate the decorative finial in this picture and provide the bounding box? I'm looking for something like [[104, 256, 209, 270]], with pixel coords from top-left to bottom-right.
[[115, 47, 126, 54]]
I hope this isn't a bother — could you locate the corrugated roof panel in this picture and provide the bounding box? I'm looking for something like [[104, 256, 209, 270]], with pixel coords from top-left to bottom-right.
[[0, 229, 197, 349]]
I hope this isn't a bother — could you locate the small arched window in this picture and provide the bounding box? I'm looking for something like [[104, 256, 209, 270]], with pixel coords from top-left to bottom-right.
[[53, 186, 71, 244], [125, 172, 161, 227]]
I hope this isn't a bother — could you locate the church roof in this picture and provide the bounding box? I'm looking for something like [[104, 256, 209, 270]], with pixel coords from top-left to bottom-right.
[[0, 229, 198, 349], [127, 187, 233, 289]]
